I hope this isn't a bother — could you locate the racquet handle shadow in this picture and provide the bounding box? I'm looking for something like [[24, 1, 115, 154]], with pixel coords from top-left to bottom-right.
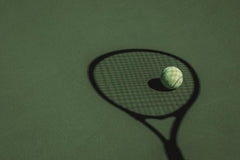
[[140, 118, 185, 160], [164, 141, 184, 160]]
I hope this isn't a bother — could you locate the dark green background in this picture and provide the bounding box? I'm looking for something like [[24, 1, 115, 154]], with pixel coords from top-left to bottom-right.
[[0, 0, 239, 159]]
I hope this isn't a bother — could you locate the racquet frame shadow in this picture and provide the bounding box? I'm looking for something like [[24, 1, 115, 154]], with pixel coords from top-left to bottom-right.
[[88, 49, 200, 160]]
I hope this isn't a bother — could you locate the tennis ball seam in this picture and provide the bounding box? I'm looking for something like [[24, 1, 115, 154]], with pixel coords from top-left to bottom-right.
[[171, 75, 183, 89]]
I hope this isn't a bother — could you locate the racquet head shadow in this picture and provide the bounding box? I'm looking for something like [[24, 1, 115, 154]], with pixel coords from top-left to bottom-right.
[[88, 49, 200, 160]]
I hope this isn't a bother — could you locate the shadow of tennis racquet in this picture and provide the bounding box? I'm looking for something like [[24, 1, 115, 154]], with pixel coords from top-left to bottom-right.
[[88, 49, 200, 160]]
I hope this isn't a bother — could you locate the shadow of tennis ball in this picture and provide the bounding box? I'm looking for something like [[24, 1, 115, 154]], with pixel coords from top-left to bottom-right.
[[148, 78, 174, 92]]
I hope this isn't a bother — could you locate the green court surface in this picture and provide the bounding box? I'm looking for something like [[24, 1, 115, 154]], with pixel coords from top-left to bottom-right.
[[0, 0, 240, 160]]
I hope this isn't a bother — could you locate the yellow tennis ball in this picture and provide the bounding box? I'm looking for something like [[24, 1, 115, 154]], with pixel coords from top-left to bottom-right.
[[160, 66, 183, 89]]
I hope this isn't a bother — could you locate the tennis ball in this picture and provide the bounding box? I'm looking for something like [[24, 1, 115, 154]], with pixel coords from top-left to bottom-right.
[[160, 66, 183, 89]]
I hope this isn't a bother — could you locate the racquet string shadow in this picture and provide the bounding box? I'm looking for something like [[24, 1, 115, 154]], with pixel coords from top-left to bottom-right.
[[88, 49, 200, 160]]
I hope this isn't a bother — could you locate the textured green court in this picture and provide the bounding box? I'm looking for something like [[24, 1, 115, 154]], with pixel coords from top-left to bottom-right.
[[0, 1, 239, 160]]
